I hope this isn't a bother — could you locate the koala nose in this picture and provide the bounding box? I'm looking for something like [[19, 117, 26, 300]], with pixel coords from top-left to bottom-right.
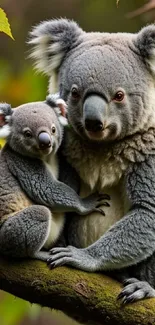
[[38, 132, 51, 149], [85, 119, 103, 132], [83, 94, 107, 133]]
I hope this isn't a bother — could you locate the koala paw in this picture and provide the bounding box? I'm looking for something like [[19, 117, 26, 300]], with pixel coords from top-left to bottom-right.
[[47, 246, 99, 272], [82, 192, 110, 216], [93, 193, 111, 216], [117, 278, 155, 304]]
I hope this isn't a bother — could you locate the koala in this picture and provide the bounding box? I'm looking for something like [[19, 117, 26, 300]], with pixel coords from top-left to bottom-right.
[[28, 19, 155, 303], [0, 98, 108, 261]]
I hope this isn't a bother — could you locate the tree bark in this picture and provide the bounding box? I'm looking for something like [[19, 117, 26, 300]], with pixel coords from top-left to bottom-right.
[[0, 256, 155, 325]]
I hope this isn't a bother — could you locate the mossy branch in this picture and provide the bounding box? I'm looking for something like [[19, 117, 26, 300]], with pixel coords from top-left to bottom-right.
[[0, 256, 155, 325]]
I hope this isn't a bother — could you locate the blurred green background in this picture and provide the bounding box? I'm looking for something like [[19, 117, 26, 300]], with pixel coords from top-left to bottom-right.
[[0, 0, 154, 324]]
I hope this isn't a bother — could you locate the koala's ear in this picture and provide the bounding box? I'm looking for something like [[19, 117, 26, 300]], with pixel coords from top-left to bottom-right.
[[46, 94, 68, 126], [136, 25, 155, 73], [0, 103, 12, 138], [29, 19, 83, 76]]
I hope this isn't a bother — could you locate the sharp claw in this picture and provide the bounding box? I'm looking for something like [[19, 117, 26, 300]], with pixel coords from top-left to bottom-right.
[[125, 296, 135, 303], [102, 202, 110, 207], [122, 298, 128, 305], [97, 208, 105, 216], [123, 278, 137, 285], [49, 262, 55, 269], [117, 292, 125, 300], [99, 194, 111, 200], [123, 279, 129, 285], [47, 258, 51, 264]]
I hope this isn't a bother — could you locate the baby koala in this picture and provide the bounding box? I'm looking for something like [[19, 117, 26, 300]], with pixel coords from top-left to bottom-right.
[[0, 97, 108, 261]]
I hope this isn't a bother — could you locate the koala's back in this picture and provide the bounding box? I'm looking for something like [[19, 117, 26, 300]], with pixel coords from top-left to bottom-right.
[[0, 152, 32, 224]]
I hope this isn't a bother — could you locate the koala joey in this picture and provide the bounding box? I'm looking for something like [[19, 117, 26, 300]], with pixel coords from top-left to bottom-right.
[[29, 19, 155, 303], [0, 97, 108, 261]]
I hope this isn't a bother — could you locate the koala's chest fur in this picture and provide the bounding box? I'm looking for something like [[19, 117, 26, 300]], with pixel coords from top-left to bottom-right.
[[64, 129, 155, 247], [44, 154, 59, 179], [43, 153, 65, 249]]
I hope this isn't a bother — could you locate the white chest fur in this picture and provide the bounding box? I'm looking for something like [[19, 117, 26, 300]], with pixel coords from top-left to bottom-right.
[[43, 153, 64, 249], [45, 153, 59, 179], [65, 148, 130, 247], [64, 129, 155, 247], [75, 179, 130, 247]]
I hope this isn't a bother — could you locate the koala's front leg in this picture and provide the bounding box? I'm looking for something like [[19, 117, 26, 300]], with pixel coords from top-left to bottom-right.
[[0, 205, 51, 260], [48, 155, 155, 274], [5, 147, 108, 216]]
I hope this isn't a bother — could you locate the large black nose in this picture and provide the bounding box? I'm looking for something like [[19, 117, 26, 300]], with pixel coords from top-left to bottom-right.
[[83, 94, 107, 133], [85, 119, 103, 132], [38, 132, 51, 149]]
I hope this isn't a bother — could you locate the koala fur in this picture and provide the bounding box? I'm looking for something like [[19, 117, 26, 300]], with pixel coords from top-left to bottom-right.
[[29, 20, 155, 303], [0, 98, 106, 261]]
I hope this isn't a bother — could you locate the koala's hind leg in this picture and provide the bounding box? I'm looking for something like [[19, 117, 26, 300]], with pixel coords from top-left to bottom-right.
[[0, 205, 51, 260]]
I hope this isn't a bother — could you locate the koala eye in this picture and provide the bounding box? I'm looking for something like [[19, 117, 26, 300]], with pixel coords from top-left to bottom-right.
[[113, 91, 125, 102], [24, 130, 32, 138], [71, 85, 80, 100], [51, 125, 56, 134]]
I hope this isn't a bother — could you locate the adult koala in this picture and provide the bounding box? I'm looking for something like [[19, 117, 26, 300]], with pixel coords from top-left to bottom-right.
[[29, 20, 155, 303]]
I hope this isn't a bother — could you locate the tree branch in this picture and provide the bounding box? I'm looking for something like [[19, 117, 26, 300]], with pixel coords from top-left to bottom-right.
[[0, 256, 155, 325], [126, 0, 155, 18]]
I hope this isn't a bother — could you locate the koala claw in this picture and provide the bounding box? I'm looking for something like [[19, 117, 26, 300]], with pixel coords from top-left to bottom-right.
[[93, 208, 105, 216], [98, 193, 110, 201], [47, 246, 77, 269], [94, 193, 110, 215], [117, 278, 155, 304], [101, 202, 110, 207], [47, 246, 99, 271]]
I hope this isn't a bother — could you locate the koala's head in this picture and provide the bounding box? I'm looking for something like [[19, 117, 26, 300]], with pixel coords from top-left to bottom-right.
[[0, 97, 67, 158], [30, 20, 155, 142]]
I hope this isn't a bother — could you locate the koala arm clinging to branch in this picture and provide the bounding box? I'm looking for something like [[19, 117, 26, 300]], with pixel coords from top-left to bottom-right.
[[48, 155, 155, 271]]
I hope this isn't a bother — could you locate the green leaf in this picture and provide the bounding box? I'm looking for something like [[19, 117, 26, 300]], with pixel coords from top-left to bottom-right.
[[0, 8, 14, 40]]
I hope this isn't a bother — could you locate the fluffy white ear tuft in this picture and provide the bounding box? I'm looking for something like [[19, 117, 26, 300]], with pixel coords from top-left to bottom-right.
[[29, 34, 64, 76], [0, 103, 12, 138], [46, 94, 68, 126], [58, 115, 68, 127], [56, 98, 67, 117], [0, 124, 11, 138], [29, 19, 83, 77], [136, 25, 155, 73]]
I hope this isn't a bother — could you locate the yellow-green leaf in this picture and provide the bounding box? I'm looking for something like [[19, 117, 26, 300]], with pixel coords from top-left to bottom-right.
[[0, 139, 6, 148], [0, 8, 14, 40]]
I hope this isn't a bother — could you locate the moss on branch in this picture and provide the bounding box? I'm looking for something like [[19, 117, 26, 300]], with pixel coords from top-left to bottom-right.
[[0, 256, 155, 325]]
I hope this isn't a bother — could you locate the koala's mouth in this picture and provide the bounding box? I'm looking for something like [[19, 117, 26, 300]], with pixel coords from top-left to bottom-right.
[[85, 129, 109, 141], [38, 146, 53, 155], [85, 125, 118, 142]]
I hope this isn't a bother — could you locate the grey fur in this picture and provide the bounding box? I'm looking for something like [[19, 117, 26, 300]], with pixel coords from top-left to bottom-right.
[[29, 19, 83, 77], [0, 100, 106, 260], [29, 20, 155, 302], [117, 278, 155, 304]]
